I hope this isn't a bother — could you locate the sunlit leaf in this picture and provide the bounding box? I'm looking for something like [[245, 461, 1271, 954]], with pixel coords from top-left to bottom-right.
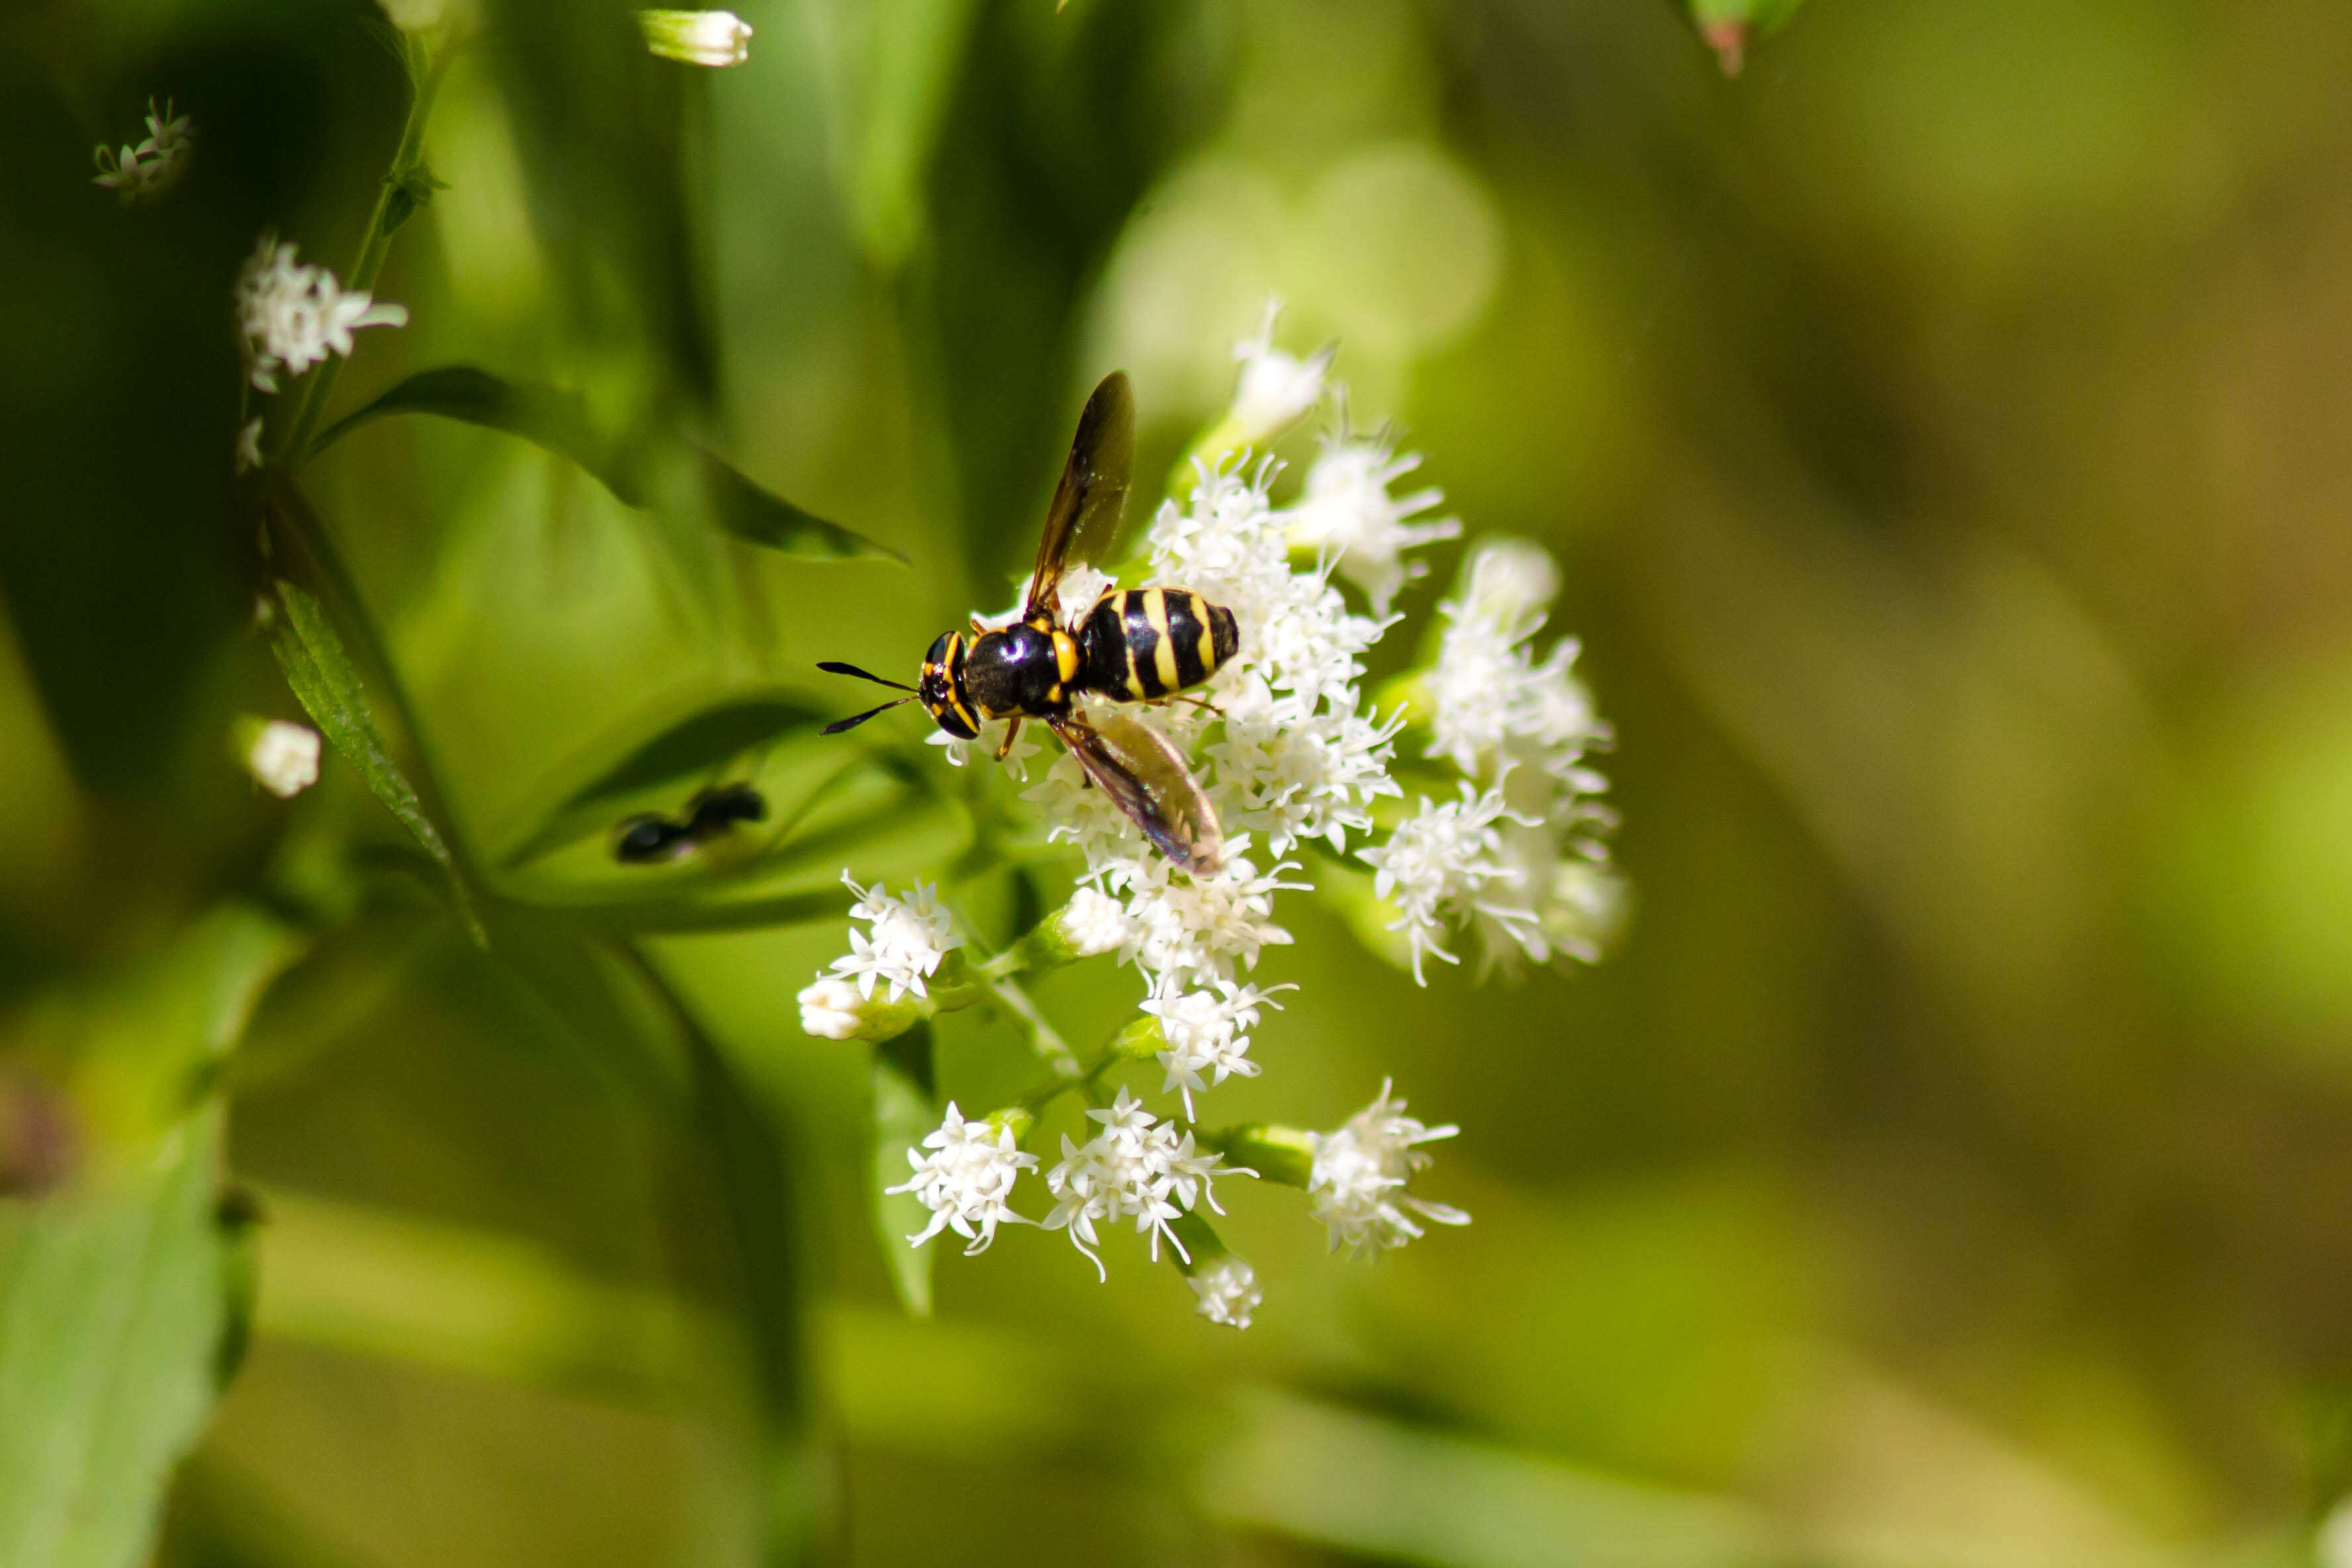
[[268, 578, 483, 944], [814, 0, 986, 268], [869, 1027, 938, 1317], [310, 365, 900, 563]]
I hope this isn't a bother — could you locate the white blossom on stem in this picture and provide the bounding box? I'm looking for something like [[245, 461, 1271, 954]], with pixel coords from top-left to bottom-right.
[[1055, 885, 1135, 958], [92, 99, 193, 204], [1043, 1089, 1250, 1280], [636, 9, 753, 66], [234, 418, 265, 475], [1360, 779, 1527, 983], [822, 872, 959, 1003], [1307, 1078, 1469, 1258], [1187, 1254, 1263, 1330], [1143, 978, 1292, 1119], [1227, 300, 1332, 446], [235, 234, 408, 394], [887, 1103, 1037, 1255], [1284, 435, 1460, 616]]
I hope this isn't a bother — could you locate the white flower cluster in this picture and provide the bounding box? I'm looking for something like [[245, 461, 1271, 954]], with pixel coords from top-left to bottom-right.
[[1411, 538, 1621, 974], [1308, 1078, 1470, 1257], [833, 326, 1607, 1320], [886, 1103, 1034, 1256], [797, 874, 959, 1038], [92, 99, 193, 205], [235, 233, 409, 395], [1043, 1089, 1247, 1279]]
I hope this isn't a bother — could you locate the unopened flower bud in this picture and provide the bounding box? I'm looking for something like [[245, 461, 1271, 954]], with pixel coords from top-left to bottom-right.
[[1460, 537, 1559, 629], [796, 975, 927, 1042], [637, 9, 752, 66], [238, 718, 320, 799]]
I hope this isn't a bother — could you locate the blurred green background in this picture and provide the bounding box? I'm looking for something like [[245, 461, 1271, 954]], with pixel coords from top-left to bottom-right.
[[8, 0, 2352, 1563]]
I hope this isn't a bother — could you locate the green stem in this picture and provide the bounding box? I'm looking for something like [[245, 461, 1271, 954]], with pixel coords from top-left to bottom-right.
[[279, 33, 453, 470]]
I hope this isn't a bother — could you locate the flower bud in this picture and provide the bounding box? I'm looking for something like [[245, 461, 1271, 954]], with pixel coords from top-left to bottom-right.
[[237, 717, 321, 799], [637, 9, 753, 66], [1186, 1253, 1263, 1330], [1459, 537, 1560, 629], [796, 976, 927, 1042]]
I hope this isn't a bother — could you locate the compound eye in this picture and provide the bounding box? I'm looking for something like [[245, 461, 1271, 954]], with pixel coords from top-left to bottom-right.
[[929, 700, 978, 740], [924, 631, 955, 667]]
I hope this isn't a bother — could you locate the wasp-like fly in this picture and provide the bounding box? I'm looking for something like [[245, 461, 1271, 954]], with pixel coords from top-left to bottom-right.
[[612, 782, 767, 864], [820, 371, 1237, 874]]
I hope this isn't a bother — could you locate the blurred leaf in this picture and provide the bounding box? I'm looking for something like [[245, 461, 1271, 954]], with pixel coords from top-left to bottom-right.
[[666, 971, 829, 1564], [0, 908, 302, 1568], [495, 690, 830, 870], [815, 0, 986, 267], [250, 1187, 704, 1398], [477, 0, 715, 401], [268, 578, 483, 945], [869, 1027, 937, 1317], [312, 366, 900, 562], [0, 1109, 235, 1568], [1198, 1388, 1776, 1568]]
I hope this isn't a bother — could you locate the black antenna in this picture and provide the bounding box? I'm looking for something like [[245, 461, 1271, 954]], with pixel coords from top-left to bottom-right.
[[822, 698, 912, 735], [819, 660, 914, 692]]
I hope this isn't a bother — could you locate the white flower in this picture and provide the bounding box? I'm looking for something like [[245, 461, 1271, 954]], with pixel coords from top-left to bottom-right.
[[1054, 563, 1117, 627], [1109, 843, 1299, 990], [796, 976, 865, 1040], [92, 99, 193, 204], [637, 9, 753, 66], [824, 872, 959, 1002], [378, 0, 453, 29], [1307, 1078, 1468, 1258], [1227, 300, 1332, 445], [244, 720, 320, 798], [1056, 886, 1134, 957], [235, 234, 408, 394], [1187, 1254, 1262, 1330], [1142, 978, 1290, 1119], [1043, 1089, 1249, 1280], [234, 418, 265, 475], [1284, 436, 1460, 615], [886, 1103, 1037, 1255], [1360, 780, 1526, 983], [926, 715, 1041, 778]]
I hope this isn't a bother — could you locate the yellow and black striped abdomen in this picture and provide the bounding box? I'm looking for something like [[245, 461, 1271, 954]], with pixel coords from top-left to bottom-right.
[[1077, 588, 1239, 703]]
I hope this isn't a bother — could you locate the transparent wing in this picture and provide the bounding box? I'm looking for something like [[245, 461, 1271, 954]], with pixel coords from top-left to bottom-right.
[[1024, 371, 1135, 622], [1049, 710, 1223, 875]]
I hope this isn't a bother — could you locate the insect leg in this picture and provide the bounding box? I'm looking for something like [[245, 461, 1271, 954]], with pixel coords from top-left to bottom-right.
[[994, 715, 1023, 761]]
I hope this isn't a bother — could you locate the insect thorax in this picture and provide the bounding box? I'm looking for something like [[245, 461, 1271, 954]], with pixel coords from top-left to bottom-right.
[[962, 621, 1070, 717]]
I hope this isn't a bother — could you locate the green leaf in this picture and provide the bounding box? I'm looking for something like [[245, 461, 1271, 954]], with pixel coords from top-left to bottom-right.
[[494, 690, 830, 870], [0, 907, 303, 1568], [310, 366, 901, 563], [268, 578, 483, 945], [870, 1027, 938, 1317], [815, 0, 986, 268], [0, 1109, 234, 1568]]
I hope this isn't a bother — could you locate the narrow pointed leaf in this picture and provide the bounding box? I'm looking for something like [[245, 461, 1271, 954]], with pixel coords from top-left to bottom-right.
[[869, 1027, 937, 1317], [269, 578, 482, 943], [310, 365, 901, 563]]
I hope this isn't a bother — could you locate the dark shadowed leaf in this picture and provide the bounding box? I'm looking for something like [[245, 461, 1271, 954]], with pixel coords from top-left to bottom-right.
[[310, 365, 900, 562], [268, 579, 483, 943], [869, 1027, 938, 1316], [494, 690, 831, 870]]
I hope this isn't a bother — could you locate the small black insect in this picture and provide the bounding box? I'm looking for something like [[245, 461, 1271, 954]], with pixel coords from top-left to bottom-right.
[[612, 782, 767, 865], [820, 371, 1235, 874]]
